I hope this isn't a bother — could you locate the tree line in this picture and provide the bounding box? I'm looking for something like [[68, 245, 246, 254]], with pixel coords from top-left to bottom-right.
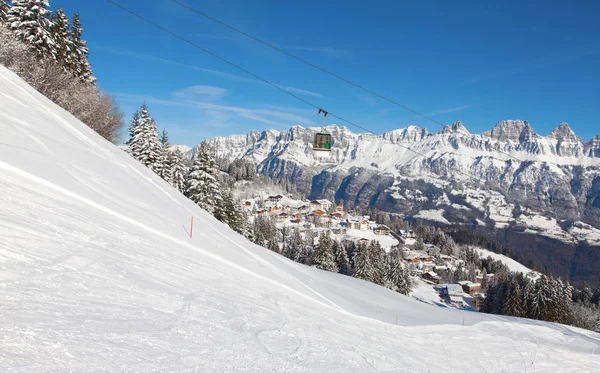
[[413, 224, 600, 332], [0, 1, 123, 142], [251, 215, 412, 295]]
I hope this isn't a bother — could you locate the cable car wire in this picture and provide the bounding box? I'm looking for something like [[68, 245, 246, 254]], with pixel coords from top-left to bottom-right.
[[105, 0, 584, 206], [166, 0, 535, 167]]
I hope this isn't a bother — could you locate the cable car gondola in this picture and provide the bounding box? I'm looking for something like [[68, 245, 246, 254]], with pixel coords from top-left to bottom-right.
[[314, 108, 332, 157]]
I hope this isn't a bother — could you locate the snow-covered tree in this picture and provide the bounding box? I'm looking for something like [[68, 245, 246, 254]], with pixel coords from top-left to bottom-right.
[[7, 0, 56, 59], [127, 104, 164, 175], [333, 240, 351, 276], [184, 140, 222, 214], [387, 254, 411, 295], [69, 13, 93, 82], [369, 240, 387, 286], [0, 1, 9, 23], [49, 7, 72, 68], [159, 128, 170, 147], [313, 232, 337, 272], [166, 148, 186, 192], [354, 242, 374, 282]]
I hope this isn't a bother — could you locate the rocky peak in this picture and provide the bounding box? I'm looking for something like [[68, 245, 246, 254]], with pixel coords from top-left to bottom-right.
[[441, 121, 470, 136], [549, 122, 580, 142], [382, 126, 429, 143], [585, 133, 600, 158], [484, 120, 532, 142]]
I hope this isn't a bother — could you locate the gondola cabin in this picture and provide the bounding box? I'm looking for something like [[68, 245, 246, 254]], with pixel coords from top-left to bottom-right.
[[313, 132, 332, 153]]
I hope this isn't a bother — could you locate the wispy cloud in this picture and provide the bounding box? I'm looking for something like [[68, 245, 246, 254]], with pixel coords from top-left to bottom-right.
[[96, 45, 251, 82], [425, 105, 470, 116], [173, 85, 230, 99], [288, 45, 351, 58], [279, 85, 325, 98]]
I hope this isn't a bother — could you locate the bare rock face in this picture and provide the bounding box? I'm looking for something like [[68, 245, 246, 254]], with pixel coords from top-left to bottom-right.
[[483, 120, 532, 142], [585, 133, 600, 158]]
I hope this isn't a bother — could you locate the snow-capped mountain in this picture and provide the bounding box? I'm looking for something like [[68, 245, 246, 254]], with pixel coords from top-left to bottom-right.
[[189, 120, 600, 281]]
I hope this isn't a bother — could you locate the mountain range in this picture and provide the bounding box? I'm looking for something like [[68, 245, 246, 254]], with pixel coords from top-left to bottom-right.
[[183, 120, 600, 281]]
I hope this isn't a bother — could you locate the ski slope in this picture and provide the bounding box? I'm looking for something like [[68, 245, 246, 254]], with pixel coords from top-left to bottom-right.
[[0, 65, 599, 372]]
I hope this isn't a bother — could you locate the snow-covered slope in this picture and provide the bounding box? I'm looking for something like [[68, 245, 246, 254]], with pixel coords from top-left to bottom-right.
[[1, 65, 599, 371]]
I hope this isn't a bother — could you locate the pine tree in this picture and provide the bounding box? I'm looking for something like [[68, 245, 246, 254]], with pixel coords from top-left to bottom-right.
[[69, 13, 94, 82], [49, 7, 72, 68], [159, 128, 170, 147], [184, 141, 222, 214], [333, 240, 351, 275], [354, 242, 374, 282], [220, 188, 245, 234], [166, 148, 187, 192], [0, 1, 9, 23], [7, 0, 56, 59], [369, 240, 387, 286], [313, 232, 337, 272], [127, 104, 164, 175], [126, 109, 141, 145], [503, 277, 525, 317], [283, 227, 303, 261]]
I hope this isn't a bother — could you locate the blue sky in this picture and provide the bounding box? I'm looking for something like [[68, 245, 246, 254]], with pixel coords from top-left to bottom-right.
[[56, 0, 599, 145]]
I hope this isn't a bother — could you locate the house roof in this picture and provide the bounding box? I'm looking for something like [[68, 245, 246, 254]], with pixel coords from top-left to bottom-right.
[[444, 284, 464, 296]]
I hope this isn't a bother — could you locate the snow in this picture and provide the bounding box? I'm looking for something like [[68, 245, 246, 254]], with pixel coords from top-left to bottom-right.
[[518, 213, 576, 244], [344, 229, 399, 250], [474, 248, 532, 274], [414, 209, 450, 224], [1, 65, 599, 371], [569, 221, 600, 245]]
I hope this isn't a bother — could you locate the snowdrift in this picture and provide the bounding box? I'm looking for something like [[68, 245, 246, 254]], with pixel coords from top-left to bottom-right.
[[0, 65, 599, 372]]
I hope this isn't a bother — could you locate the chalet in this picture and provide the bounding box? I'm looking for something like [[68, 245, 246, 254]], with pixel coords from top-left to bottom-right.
[[310, 199, 332, 211], [314, 209, 327, 216], [270, 206, 280, 213], [346, 217, 361, 230], [267, 195, 283, 203], [458, 281, 481, 295], [257, 209, 268, 215], [322, 219, 334, 228], [400, 229, 416, 239], [290, 218, 301, 224], [405, 254, 433, 262], [277, 212, 289, 222], [439, 284, 464, 305], [331, 227, 347, 235], [244, 201, 252, 207], [297, 205, 309, 213], [475, 273, 494, 284], [357, 238, 370, 246], [293, 212, 302, 220], [422, 272, 440, 284], [336, 204, 344, 212], [331, 212, 343, 219], [373, 225, 391, 235]]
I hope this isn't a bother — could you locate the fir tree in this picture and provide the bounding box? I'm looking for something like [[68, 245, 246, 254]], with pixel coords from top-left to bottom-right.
[[354, 242, 374, 282], [369, 240, 387, 286], [159, 128, 170, 147], [127, 104, 164, 175], [7, 0, 56, 59], [126, 109, 141, 145], [0, 1, 9, 23], [49, 7, 72, 68], [184, 140, 222, 214], [219, 188, 245, 234], [333, 240, 351, 275], [69, 13, 94, 82], [168, 148, 187, 192], [313, 232, 337, 272]]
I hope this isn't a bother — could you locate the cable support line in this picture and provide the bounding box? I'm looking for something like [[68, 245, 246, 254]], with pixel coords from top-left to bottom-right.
[[106, 0, 581, 206], [167, 0, 531, 167]]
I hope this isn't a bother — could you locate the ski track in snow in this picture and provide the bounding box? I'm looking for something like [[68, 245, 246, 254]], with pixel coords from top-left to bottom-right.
[[1, 65, 599, 372]]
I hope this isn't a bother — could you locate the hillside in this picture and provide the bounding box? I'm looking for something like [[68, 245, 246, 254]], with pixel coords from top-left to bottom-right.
[[193, 121, 600, 281], [1, 65, 599, 371]]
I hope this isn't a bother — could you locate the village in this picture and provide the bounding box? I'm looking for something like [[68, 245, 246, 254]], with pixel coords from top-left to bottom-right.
[[240, 193, 502, 310]]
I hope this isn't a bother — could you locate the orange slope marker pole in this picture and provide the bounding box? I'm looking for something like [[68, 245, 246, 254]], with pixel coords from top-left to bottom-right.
[[190, 216, 194, 239]]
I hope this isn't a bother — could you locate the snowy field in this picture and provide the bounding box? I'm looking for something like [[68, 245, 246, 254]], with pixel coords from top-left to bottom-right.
[[1, 65, 599, 372], [413, 209, 450, 225], [473, 248, 532, 274]]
